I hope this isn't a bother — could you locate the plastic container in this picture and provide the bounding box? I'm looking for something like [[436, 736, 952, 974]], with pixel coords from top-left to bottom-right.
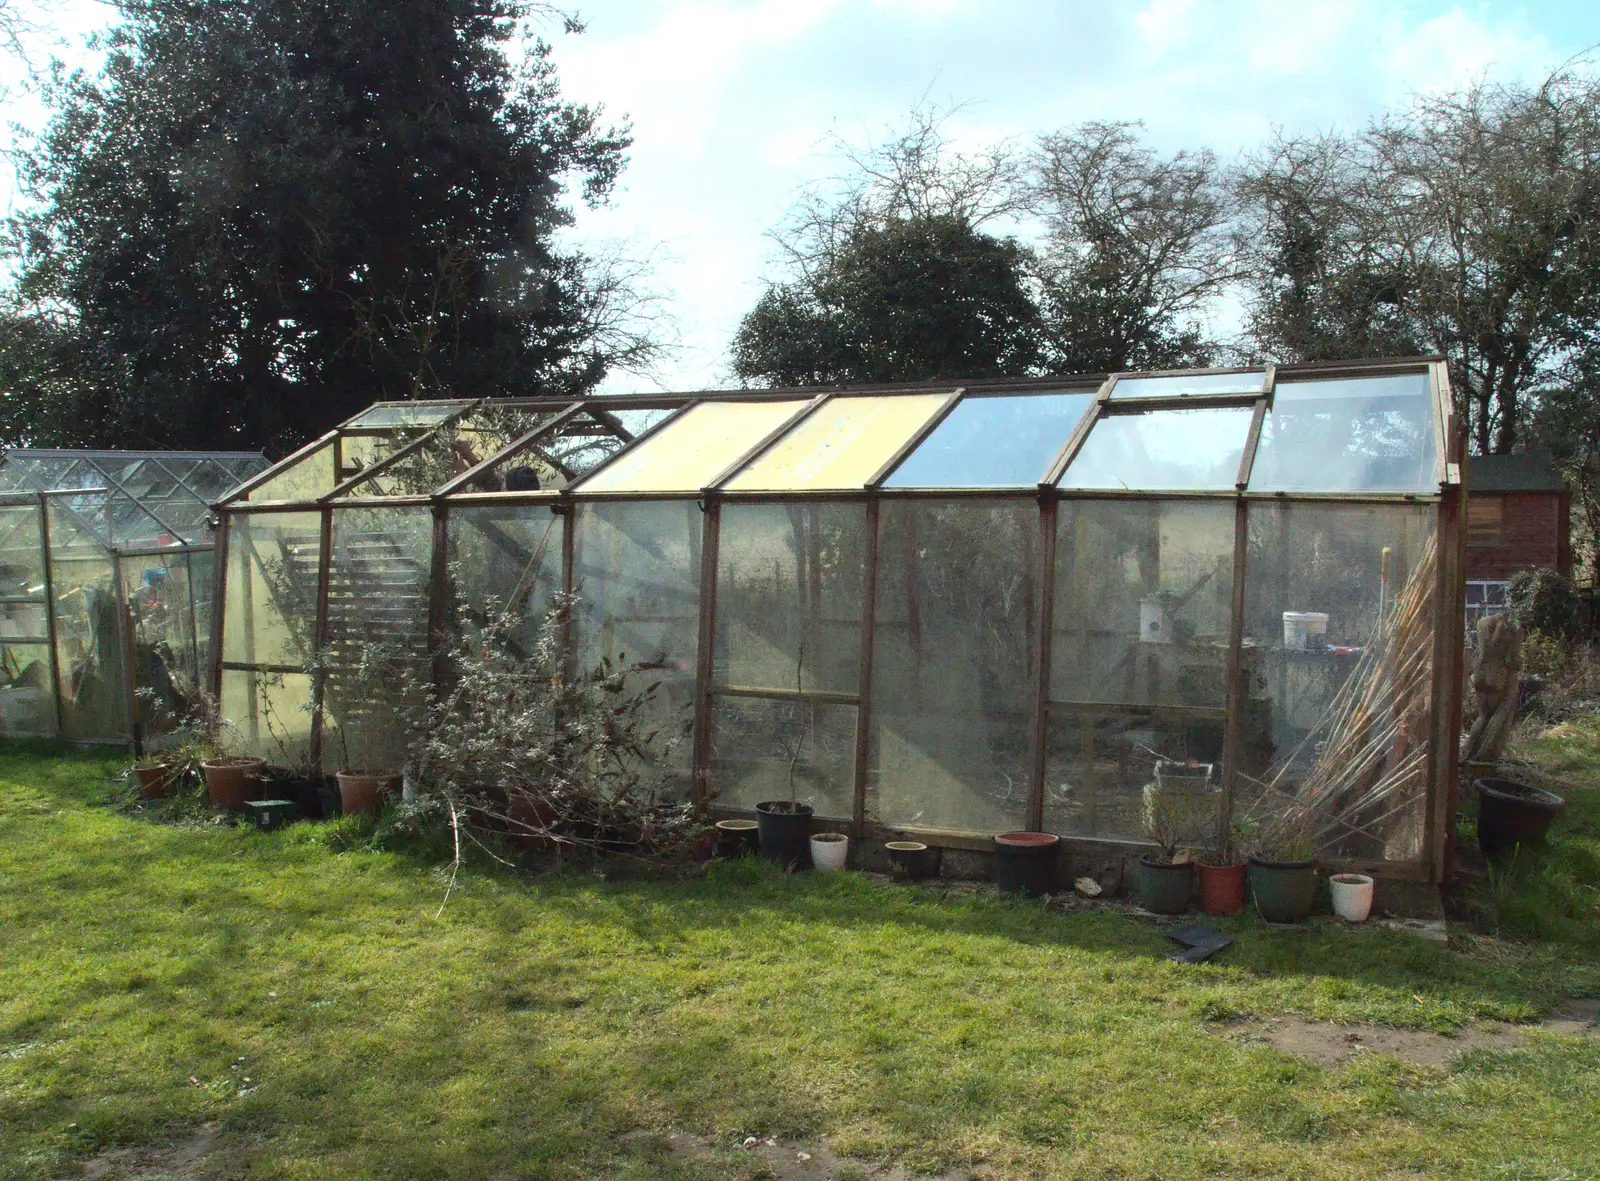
[[809, 832, 849, 872], [1282, 611, 1329, 651], [1138, 857, 1193, 914], [886, 840, 940, 882], [1329, 873, 1374, 922], [1198, 861, 1246, 916], [1476, 778, 1566, 861], [245, 798, 298, 832], [993, 832, 1059, 896], [755, 801, 814, 869]]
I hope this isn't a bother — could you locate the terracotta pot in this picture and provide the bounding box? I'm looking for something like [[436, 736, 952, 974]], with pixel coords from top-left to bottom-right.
[[1198, 861, 1247, 917], [337, 770, 400, 817], [201, 757, 266, 812], [134, 763, 179, 801]]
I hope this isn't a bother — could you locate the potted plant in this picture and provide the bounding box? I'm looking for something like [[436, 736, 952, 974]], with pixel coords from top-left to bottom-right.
[[809, 830, 849, 872], [756, 674, 814, 869], [1475, 776, 1566, 861], [1197, 817, 1251, 917], [1246, 814, 1318, 924], [335, 767, 401, 817], [132, 754, 182, 800], [1137, 778, 1197, 915]]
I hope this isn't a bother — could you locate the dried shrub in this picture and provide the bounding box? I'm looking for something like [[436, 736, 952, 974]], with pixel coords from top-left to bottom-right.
[[409, 591, 700, 863], [1508, 568, 1583, 642]]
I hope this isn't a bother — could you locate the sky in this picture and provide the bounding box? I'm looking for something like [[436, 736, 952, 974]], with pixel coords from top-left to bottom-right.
[[3, 1, 1599, 393]]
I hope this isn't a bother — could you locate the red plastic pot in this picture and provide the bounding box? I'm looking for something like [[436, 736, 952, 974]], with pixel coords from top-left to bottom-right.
[[1198, 861, 1246, 917]]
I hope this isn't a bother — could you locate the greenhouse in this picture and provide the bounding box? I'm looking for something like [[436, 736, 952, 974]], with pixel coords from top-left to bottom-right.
[[0, 449, 269, 743], [212, 359, 1467, 882]]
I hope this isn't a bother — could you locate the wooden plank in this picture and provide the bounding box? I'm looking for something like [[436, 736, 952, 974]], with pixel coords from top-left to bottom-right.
[[863, 388, 966, 488], [1236, 397, 1269, 490], [36, 493, 68, 738]]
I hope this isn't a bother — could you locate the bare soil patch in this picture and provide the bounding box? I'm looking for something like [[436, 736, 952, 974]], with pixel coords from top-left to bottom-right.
[[1217, 1000, 1598, 1070], [620, 1129, 973, 1181], [74, 1125, 221, 1179]]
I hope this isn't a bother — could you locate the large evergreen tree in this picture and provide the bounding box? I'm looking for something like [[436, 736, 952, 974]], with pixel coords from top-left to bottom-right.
[[2, 0, 634, 451]]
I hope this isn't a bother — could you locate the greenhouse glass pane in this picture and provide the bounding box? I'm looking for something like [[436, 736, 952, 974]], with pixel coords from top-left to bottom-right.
[[576, 401, 808, 494], [885, 392, 1096, 488], [715, 503, 866, 694], [0, 641, 55, 736], [867, 498, 1036, 834], [710, 697, 857, 819], [571, 501, 700, 785], [347, 402, 470, 428], [1044, 499, 1235, 843], [319, 506, 433, 773], [446, 504, 565, 652], [47, 502, 127, 741], [1059, 407, 1252, 491], [223, 668, 316, 765], [1111, 371, 1266, 399], [129, 553, 200, 735], [1239, 501, 1435, 862], [248, 441, 339, 502], [724, 394, 948, 491], [1248, 374, 1438, 493], [190, 551, 215, 684], [0, 503, 55, 737], [222, 511, 322, 670]]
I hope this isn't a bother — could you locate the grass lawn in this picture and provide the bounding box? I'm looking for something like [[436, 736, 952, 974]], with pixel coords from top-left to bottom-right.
[[2, 739, 1598, 1181]]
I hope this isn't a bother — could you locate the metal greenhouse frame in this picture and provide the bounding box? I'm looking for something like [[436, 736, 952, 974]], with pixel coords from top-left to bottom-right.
[[0, 449, 269, 745], [211, 358, 1468, 882]]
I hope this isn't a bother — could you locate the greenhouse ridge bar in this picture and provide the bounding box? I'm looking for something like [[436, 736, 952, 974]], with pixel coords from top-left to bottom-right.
[[211, 358, 1468, 883]]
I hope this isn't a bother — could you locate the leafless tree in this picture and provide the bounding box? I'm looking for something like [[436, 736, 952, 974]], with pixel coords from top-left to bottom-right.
[[1030, 120, 1235, 371]]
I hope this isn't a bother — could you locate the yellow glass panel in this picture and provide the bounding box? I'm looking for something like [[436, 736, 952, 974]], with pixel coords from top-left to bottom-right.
[[247, 441, 337, 503], [576, 400, 808, 494], [724, 393, 949, 491]]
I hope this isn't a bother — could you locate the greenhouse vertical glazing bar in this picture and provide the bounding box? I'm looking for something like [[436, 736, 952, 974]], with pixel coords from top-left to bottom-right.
[[851, 497, 881, 834], [209, 515, 230, 699], [1220, 497, 1251, 848], [36, 492, 66, 738], [691, 500, 721, 804], [1026, 496, 1058, 832], [427, 503, 450, 690], [308, 507, 334, 768], [112, 554, 140, 751]]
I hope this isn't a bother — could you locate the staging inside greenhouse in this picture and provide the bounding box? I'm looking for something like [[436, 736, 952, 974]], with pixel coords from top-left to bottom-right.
[[212, 359, 1467, 882], [0, 449, 269, 743]]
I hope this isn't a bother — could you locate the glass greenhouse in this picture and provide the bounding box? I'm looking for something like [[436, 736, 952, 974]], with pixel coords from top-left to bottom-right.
[[212, 360, 1467, 882], [0, 449, 269, 743]]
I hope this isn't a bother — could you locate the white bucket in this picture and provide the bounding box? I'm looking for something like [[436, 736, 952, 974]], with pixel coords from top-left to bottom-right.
[[1282, 611, 1329, 651], [1140, 595, 1174, 645], [810, 832, 849, 872], [1330, 873, 1374, 922]]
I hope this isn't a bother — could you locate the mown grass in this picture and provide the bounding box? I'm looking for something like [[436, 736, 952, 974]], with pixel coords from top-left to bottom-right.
[[1, 743, 1598, 1180]]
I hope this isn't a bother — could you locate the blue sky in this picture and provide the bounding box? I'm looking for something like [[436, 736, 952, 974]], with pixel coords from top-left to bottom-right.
[[5, 1, 1599, 391]]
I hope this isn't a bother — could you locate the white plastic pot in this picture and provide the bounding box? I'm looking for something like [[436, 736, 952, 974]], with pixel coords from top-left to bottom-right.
[[1330, 872, 1374, 922], [809, 832, 849, 872]]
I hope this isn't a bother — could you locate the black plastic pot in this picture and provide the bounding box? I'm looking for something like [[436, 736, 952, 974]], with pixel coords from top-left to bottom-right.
[[1248, 856, 1317, 923], [993, 832, 1059, 896], [315, 778, 342, 819], [1138, 856, 1194, 914], [755, 801, 814, 869], [886, 840, 940, 882], [266, 768, 328, 820], [714, 818, 760, 859], [1476, 777, 1566, 861]]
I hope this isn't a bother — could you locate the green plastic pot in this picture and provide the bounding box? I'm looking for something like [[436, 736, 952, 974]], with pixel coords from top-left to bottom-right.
[[1138, 856, 1194, 915], [1248, 856, 1317, 923]]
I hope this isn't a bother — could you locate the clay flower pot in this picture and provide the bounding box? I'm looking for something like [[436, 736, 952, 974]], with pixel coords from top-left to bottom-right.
[[201, 756, 266, 812], [1197, 861, 1247, 917], [133, 763, 179, 801], [336, 770, 400, 817]]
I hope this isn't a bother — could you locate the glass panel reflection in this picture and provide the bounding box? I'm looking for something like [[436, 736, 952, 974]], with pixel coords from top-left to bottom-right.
[[1111, 372, 1265, 399], [1060, 407, 1253, 491], [886, 392, 1097, 488], [1248, 374, 1438, 493]]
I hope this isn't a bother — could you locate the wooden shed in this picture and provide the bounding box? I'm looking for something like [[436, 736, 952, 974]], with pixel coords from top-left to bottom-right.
[[1464, 451, 1570, 629]]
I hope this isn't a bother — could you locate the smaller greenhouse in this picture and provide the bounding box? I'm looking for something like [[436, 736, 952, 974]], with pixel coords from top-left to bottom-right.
[[213, 360, 1468, 883], [0, 449, 269, 744]]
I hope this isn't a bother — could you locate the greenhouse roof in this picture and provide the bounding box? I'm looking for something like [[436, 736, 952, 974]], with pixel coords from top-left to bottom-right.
[[223, 358, 1456, 508], [0, 449, 269, 550]]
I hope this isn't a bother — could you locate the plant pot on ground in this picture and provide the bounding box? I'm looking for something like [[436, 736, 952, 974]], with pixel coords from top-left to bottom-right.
[[132, 758, 181, 801], [809, 831, 849, 872], [886, 840, 940, 882], [336, 769, 400, 817], [1135, 776, 1209, 914], [714, 818, 760, 858], [1138, 855, 1194, 914], [201, 756, 266, 812], [1329, 873, 1374, 922], [755, 801, 814, 869], [993, 832, 1059, 896], [1197, 850, 1246, 917], [1475, 777, 1566, 861], [264, 764, 328, 820], [1247, 853, 1317, 923]]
